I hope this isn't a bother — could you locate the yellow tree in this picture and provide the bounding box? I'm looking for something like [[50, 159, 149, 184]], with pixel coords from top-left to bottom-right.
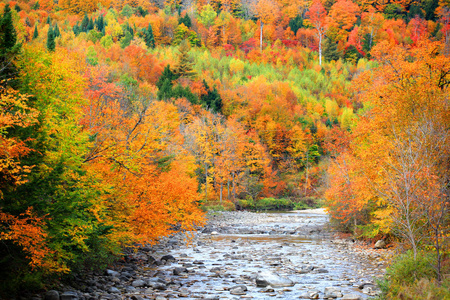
[[254, 0, 280, 50], [351, 40, 450, 278]]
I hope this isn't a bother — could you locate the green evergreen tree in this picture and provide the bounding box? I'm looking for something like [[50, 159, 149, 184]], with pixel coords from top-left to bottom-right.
[[46, 15, 51, 24], [156, 65, 178, 90], [53, 23, 60, 38], [33, 23, 38, 39], [423, 0, 438, 21], [172, 84, 198, 104], [173, 40, 195, 78], [362, 33, 373, 58], [179, 14, 192, 28], [137, 6, 148, 17], [157, 78, 173, 100], [47, 26, 55, 51], [323, 38, 342, 62], [0, 5, 20, 86], [288, 15, 303, 35], [406, 4, 424, 22], [87, 18, 94, 31], [145, 23, 155, 48], [73, 23, 80, 35], [81, 14, 89, 32], [95, 15, 104, 32], [200, 80, 222, 113], [14, 4, 21, 12]]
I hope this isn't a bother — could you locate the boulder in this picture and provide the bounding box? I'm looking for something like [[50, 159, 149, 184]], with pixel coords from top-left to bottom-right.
[[255, 271, 295, 287], [173, 267, 188, 275], [60, 291, 79, 300], [131, 279, 147, 287], [44, 290, 59, 300], [161, 254, 176, 262], [324, 287, 343, 298], [341, 294, 362, 300], [374, 240, 386, 249], [229, 285, 247, 295]]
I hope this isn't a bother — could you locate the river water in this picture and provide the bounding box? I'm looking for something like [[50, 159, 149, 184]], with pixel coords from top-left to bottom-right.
[[144, 209, 388, 299]]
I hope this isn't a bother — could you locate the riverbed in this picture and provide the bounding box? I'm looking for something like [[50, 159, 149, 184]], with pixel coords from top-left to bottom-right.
[[52, 209, 391, 300]]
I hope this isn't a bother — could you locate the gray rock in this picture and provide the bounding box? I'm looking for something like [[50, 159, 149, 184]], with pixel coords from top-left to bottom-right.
[[316, 268, 329, 273], [255, 270, 295, 287], [230, 285, 247, 295], [160, 254, 176, 262], [305, 290, 320, 299], [297, 266, 314, 274], [374, 240, 386, 249], [341, 294, 362, 300], [108, 287, 120, 293], [211, 231, 219, 235], [173, 267, 188, 275], [60, 291, 79, 300], [44, 290, 59, 300], [131, 279, 146, 287], [131, 296, 144, 300], [324, 287, 343, 298], [106, 269, 120, 277]]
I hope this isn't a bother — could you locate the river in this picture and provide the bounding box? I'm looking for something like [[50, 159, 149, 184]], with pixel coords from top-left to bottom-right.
[[53, 209, 390, 300]]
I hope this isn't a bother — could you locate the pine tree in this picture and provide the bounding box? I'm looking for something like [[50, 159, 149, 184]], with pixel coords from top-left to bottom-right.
[[179, 14, 192, 28], [0, 5, 18, 54], [47, 26, 55, 51], [53, 23, 60, 37], [323, 38, 341, 62], [173, 40, 195, 78], [156, 65, 178, 90], [200, 80, 222, 113], [157, 78, 173, 100], [87, 18, 94, 31], [145, 23, 155, 48], [0, 4, 20, 85], [33, 23, 38, 39], [46, 15, 51, 24], [81, 14, 89, 32], [96, 15, 104, 32], [14, 4, 21, 12]]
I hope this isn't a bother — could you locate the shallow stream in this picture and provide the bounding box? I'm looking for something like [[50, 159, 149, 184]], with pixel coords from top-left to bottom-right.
[[146, 209, 387, 299]]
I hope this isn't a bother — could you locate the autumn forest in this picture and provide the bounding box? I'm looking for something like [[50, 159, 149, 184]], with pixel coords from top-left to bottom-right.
[[0, 0, 449, 297]]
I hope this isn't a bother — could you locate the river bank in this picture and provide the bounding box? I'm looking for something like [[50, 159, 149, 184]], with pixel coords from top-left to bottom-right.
[[41, 210, 392, 300]]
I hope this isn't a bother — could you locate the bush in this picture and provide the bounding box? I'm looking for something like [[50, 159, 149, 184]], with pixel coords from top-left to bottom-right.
[[377, 250, 450, 299], [238, 198, 294, 211]]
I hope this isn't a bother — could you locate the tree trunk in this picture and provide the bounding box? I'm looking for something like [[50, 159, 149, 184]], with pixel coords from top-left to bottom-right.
[[260, 21, 263, 50], [205, 162, 208, 201], [220, 183, 223, 205]]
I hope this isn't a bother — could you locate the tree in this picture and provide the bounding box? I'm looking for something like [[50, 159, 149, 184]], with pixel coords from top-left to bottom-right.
[[173, 40, 195, 78], [33, 24, 38, 39], [0, 5, 20, 87], [254, 0, 280, 50], [306, 0, 327, 65], [329, 41, 450, 281], [145, 23, 155, 48], [327, 0, 361, 45], [46, 26, 55, 51], [53, 23, 60, 38], [198, 4, 217, 28]]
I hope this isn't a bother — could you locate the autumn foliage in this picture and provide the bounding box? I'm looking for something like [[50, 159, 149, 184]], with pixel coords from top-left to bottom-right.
[[1, 0, 450, 294]]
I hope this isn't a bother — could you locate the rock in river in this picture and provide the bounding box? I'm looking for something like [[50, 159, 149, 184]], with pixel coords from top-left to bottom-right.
[[255, 270, 295, 287]]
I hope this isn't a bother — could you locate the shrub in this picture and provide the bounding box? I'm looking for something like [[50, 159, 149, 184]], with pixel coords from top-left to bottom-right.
[[377, 250, 450, 299], [238, 198, 294, 211]]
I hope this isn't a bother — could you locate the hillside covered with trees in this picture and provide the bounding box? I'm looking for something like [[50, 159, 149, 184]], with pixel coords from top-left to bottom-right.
[[0, 0, 449, 297]]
